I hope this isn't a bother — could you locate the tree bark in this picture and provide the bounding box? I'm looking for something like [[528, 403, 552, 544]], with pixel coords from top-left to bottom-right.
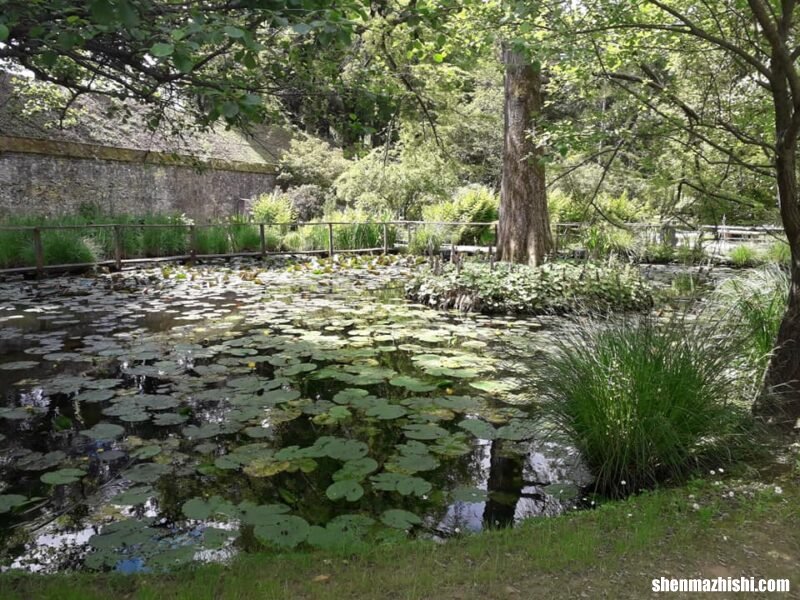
[[757, 54, 800, 426], [497, 45, 553, 266]]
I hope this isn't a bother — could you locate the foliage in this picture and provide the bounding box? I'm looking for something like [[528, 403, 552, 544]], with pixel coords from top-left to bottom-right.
[[581, 225, 635, 259], [421, 185, 499, 245], [251, 193, 295, 226], [229, 220, 262, 253], [716, 266, 789, 377], [765, 241, 791, 265], [408, 227, 442, 256], [729, 245, 761, 267], [277, 136, 352, 191], [334, 137, 458, 219], [283, 185, 327, 222], [406, 261, 653, 315], [538, 318, 752, 497], [195, 226, 230, 255]]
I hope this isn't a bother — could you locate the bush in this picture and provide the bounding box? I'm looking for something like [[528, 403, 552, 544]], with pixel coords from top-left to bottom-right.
[[138, 216, 188, 257], [252, 193, 295, 226], [538, 318, 751, 497], [229, 219, 262, 252], [408, 226, 442, 256], [277, 135, 351, 190], [581, 224, 634, 259], [19, 229, 97, 266], [422, 185, 498, 245], [640, 243, 675, 264], [765, 241, 791, 265], [729, 245, 761, 267], [716, 266, 789, 376], [195, 226, 230, 255], [675, 240, 707, 265], [284, 185, 326, 222], [406, 261, 653, 315]]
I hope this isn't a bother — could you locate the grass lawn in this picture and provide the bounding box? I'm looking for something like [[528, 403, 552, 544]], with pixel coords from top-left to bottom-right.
[[1, 476, 797, 599]]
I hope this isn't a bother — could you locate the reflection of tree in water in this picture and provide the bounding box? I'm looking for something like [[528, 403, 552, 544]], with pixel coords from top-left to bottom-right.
[[483, 440, 524, 529]]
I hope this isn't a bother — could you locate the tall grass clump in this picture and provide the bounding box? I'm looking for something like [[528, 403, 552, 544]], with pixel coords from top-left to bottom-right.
[[195, 226, 230, 255], [138, 215, 188, 257], [19, 229, 97, 265], [538, 318, 750, 497], [229, 217, 262, 252], [729, 244, 761, 267], [252, 193, 295, 228], [716, 266, 789, 379], [766, 240, 791, 265]]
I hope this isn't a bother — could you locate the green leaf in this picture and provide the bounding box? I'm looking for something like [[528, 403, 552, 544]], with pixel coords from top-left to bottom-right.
[[0, 494, 28, 514], [0, 25, 9, 42], [150, 42, 175, 58], [254, 516, 310, 548], [326, 480, 364, 502], [40, 468, 85, 486], [80, 423, 125, 440], [380, 509, 422, 530], [223, 25, 246, 39]]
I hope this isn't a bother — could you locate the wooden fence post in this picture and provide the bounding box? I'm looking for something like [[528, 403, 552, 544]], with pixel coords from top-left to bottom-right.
[[189, 225, 197, 264], [328, 223, 334, 258], [33, 227, 44, 278], [382, 223, 389, 254], [259, 223, 266, 258], [114, 225, 123, 270]]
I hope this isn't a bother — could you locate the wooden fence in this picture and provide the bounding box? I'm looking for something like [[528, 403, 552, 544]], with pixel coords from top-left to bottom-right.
[[0, 220, 499, 277], [0, 219, 784, 277]]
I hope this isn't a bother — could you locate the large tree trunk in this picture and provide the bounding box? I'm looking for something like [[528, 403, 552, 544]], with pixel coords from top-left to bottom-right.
[[758, 143, 800, 426], [757, 71, 800, 425], [497, 45, 552, 266]]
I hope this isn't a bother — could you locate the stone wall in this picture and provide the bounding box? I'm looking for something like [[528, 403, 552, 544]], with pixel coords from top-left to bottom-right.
[[0, 139, 276, 220]]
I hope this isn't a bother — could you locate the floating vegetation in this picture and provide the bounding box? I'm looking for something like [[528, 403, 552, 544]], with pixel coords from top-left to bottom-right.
[[0, 259, 588, 573]]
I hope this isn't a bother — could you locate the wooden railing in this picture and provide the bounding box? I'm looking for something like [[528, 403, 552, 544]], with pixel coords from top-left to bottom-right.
[[0, 220, 500, 277]]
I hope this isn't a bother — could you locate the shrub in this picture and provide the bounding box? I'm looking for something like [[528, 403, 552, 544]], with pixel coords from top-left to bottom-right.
[[581, 224, 634, 258], [422, 185, 499, 245], [19, 229, 97, 266], [406, 261, 653, 314], [716, 266, 789, 376], [277, 135, 351, 190], [252, 193, 295, 226], [640, 243, 675, 264], [538, 318, 751, 497], [284, 185, 326, 222], [675, 240, 707, 265], [195, 226, 230, 255], [765, 240, 791, 265], [548, 190, 585, 224], [139, 216, 188, 257], [408, 226, 442, 256], [229, 219, 262, 252], [729, 245, 761, 267]]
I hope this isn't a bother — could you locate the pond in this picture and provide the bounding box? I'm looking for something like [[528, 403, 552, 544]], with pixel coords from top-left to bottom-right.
[[0, 258, 589, 573]]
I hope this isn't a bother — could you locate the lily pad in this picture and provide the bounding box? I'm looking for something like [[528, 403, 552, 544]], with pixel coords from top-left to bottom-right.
[[40, 468, 86, 485], [380, 509, 422, 530], [0, 494, 28, 513], [254, 516, 310, 548], [326, 480, 364, 502], [80, 423, 125, 440], [124, 462, 170, 483], [389, 375, 437, 393]]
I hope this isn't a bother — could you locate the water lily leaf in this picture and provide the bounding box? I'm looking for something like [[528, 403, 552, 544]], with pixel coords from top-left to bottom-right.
[[0, 494, 28, 513], [380, 509, 422, 530], [544, 483, 580, 498], [243, 457, 291, 477], [182, 423, 223, 439], [111, 486, 153, 506], [40, 468, 86, 485], [469, 379, 515, 394], [388, 452, 440, 473], [365, 403, 407, 420], [153, 412, 188, 426], [124, 462, 170, 483], [458, 418, 497, 440], [262, 389, 301, 404], [0, 361, 39, 370], [326, 480, 364, 502], [17, 450, 67, 471], [402, 423, 448, 440], [332, 457, 379, 482], [312, 405, 351, 425], [282, 362, 317, 376], [451, 486, 488, 503], [315, 437, 369, 461], [254, 516, 310, 548], [239, 502, 291, 526], [370, 473, 431, 497], [182, 495, 238, 520], [430, 434, 472, 457], [76, 389, 115, 403], [389, 375, 437, 393], [332, 388, 369, 405], [496, 419, 538, 441], [131, 446, 162, 460], [80, 423, 125, 440], [243, 426, 271, 439]]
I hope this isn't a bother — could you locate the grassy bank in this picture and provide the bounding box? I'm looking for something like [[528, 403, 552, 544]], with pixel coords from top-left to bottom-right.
[[2, 477, 797, 599]]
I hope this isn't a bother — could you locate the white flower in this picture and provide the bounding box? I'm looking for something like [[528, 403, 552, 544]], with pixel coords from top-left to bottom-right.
[[774, 486, 783, 495], [620, 480, 627, 486], [709, 470, 716, 475], [692, 503, 701, 511]]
